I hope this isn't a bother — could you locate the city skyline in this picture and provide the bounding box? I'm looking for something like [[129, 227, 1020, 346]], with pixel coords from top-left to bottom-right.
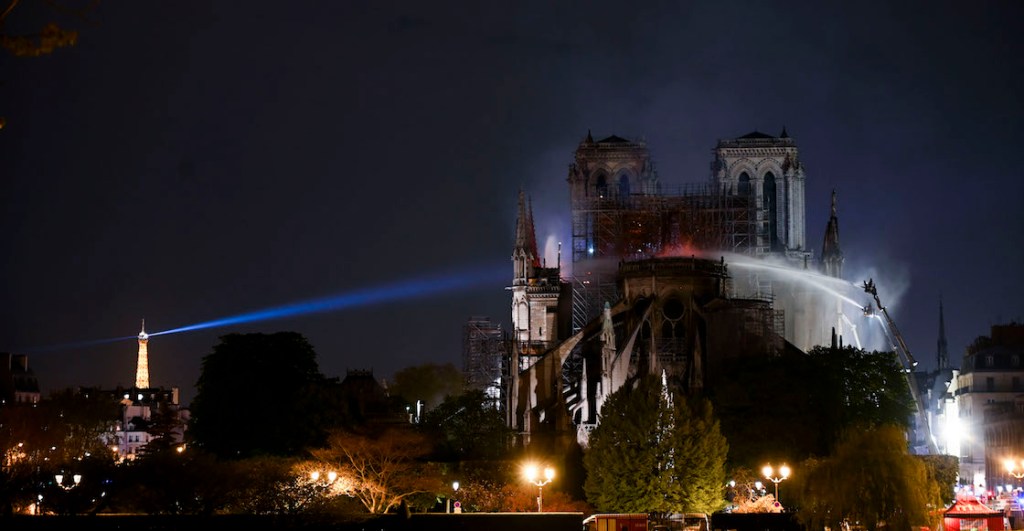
[[2, 2, 1021, 405]]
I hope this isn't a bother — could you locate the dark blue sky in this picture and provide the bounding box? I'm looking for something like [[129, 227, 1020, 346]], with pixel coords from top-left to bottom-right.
[[2, 2, 1022, 405]]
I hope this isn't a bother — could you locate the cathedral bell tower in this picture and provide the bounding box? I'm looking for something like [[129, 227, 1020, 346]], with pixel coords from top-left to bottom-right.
[[712, 128, 807, 258]]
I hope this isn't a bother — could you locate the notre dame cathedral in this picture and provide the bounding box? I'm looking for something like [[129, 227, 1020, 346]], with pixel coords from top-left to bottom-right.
[[502, 129, 849, 453]]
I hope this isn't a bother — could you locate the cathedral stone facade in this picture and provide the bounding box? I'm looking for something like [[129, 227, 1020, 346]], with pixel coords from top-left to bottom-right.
[[506, 130, 851, 452]]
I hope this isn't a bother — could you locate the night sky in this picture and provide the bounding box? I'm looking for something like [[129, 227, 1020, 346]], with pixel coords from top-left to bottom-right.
[[3, 2, 1022, 406]]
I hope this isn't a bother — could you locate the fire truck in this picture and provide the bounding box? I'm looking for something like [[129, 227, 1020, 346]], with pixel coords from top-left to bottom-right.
[[583, 513, 650, 531], [582, 513, 710, 531]]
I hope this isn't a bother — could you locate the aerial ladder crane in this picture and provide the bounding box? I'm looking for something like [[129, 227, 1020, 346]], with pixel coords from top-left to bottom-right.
[[862, 278, 938, 455]]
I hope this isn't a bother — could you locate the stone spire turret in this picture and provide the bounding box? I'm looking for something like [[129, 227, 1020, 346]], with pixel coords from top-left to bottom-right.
[[512, 188, 540, 285], [821, 189, 844, 278], [937, 297, 949, 370]]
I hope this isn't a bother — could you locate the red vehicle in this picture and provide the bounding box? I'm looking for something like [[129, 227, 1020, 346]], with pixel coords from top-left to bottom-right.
[[583, 513, 650, 531]]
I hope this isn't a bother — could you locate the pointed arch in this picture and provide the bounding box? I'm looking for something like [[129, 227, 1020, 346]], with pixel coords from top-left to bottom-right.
[[763, 171, 779, 250], [738, 172, 751, 196], [595, 172, 608, 198], [618, 173, 630, 199]]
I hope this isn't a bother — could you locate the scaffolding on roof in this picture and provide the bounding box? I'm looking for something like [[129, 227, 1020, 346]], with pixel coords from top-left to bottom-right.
[[568, 183, 761, 332]]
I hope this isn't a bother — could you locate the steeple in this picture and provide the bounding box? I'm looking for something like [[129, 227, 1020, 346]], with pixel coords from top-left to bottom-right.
[[512, 189, 540, 284], [821, 189, 844, 278], [937, 297, 949, 370], [135, 319, 150, 389]]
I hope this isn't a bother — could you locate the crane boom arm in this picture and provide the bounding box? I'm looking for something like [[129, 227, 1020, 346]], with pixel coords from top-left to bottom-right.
[[862, 279, 937, 455]]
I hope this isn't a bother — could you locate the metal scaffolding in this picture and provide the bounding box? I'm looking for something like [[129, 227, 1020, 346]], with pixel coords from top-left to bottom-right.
[[462, 316, 507, 404], [569, 183, 760, 332]]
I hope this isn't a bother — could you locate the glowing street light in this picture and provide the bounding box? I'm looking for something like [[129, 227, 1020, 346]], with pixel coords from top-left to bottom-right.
[[1005, 458, 1024, 480], [522, 463, 555, 512], [54, 473, 82, 490], [310, 470, 338, 483], [446, 480, 460, 513], [762, 464, 791, 503]]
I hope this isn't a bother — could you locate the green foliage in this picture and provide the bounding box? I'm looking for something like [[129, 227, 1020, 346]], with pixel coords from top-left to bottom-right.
[[806, 345, 915, 434], [710, 346, 915, 467], [918, 454, 959, 505], [791, 425, 944, 531], [419, 389, 513, 460], [584, 374, 728, 516], [190, 332, 336, 459]]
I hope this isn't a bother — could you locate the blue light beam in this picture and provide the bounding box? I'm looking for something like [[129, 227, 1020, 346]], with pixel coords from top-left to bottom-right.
[[149, 262, 508, 337]]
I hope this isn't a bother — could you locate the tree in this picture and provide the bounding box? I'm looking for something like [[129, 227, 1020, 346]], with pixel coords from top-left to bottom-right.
[[0, 0, 88, 57], [709, 345, 915, 467], [792, 425, 944, 531], [388, 362, 465, 411], [190, 332, 336, 459], [419, 389, 512, 461], [112, 447, 241, 515], [584, 373, 728, 517], [0, 389, 118, 515], [918, 454, 959, 505], [309, 426, 440, 514]]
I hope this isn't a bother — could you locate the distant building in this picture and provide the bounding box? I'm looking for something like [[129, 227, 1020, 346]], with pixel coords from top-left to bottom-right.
[[94, 322, 188, 461], [91, 385, 188, 461], [338, 369, 403, 425], [953, 322, 1024, 489], [0, 353, 41, 405], [913, 299, 959, 456]]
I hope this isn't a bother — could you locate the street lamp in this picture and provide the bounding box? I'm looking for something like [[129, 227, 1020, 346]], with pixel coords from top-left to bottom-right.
[[446, 481, 460, 513], [1005, 459, 1024, 479], [522, 463, 555, 512], [762, 464, 791, 503], [54, 473, 82, 490]]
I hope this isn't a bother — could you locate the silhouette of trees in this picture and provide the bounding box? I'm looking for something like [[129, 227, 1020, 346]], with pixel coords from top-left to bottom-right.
[[710, 345, 915, 467], [190, 332, 341, 459], [388, 362, 465, 412], [419, 389, 512, 461]]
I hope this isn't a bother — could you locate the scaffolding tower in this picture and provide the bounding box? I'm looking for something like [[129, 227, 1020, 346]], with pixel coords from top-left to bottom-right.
[[569, 183, 760, 332], [462, 316, 507, 404]]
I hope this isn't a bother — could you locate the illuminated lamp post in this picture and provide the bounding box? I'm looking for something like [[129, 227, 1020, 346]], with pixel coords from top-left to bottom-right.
[[55, 473, 82, 490], [762, 464, 791, 503], [446, 481, 460, 513], [1005, 459, 1024, 488], [522, 463, 555, 512], [309, 472, 337, 489]]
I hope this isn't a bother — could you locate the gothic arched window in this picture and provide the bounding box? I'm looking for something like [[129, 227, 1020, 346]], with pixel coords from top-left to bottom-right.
[[763, 172, 779, 250], [595, 174, 608, 198], [618, 174, 630, 199], [738, 172, 751, 196]]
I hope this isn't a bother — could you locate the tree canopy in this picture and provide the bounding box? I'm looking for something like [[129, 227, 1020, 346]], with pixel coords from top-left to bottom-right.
[[419, 389, 512, 461], [584, 373, 728, 517], [309, 426, 440, 514], [790, 425, 944, 531], [190, 332, 339, 459], [709, 345, 915, 467], [388, 362, 465, 411]]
